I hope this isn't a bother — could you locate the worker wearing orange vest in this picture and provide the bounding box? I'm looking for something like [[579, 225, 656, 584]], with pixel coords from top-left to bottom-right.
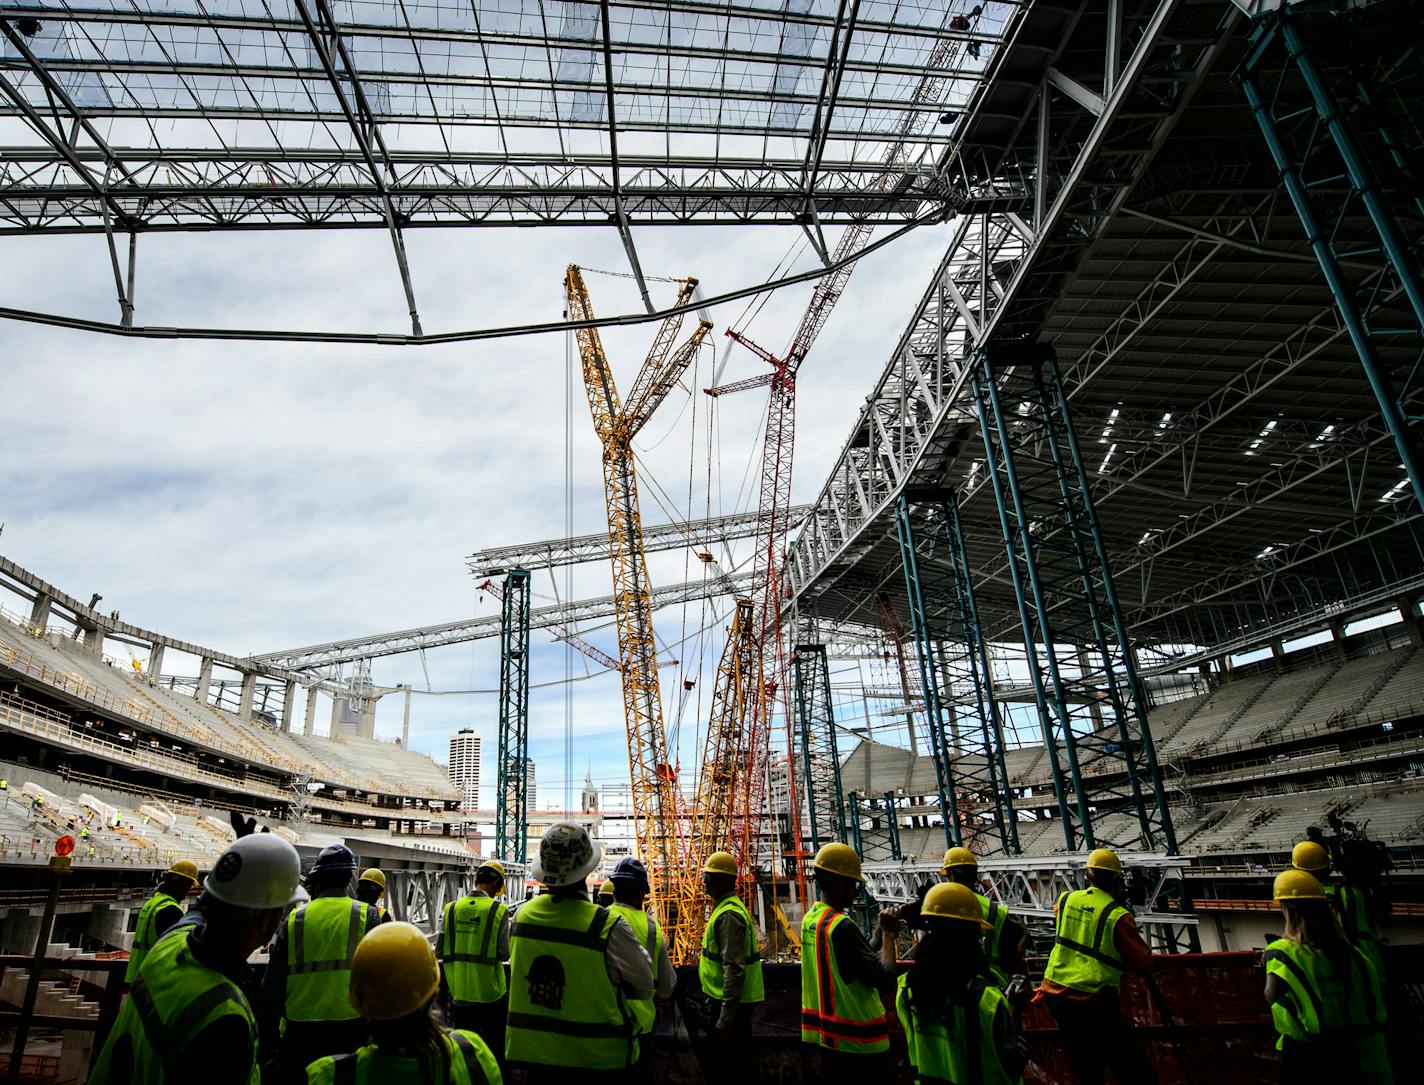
[[800, 843, 895, 1085]]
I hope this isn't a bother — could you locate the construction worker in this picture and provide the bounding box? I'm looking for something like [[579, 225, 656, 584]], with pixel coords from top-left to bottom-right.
[[356, 867, 391, 923], [881, 882, 1027, 1085], [607, 857, 675, 1080], [697, 851, 763, 1082], [934, 847, 1026, 986], [306, 922, 501, 1084], [1292, 840, 1386, 980], [596, 879, 616, 906], [439, 860, 511, 1054], [505, 822, 652, 1082], [88, 834, 307, 1085], [1037, 848, 1156, 1085], [800, 843, 894, 1084], [1266, 869, 1391, 1082], [125, 860, 200, 983], [264, 843, 382, 1083]]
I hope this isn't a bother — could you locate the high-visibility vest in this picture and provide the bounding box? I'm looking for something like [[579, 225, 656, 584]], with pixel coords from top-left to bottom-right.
[[305, 1030, 499, 1085], [698, 894, 765, 1005], [1325, 884, 1386, 979], [1042, 888, 1128, 996], [608, 903, 662, 1034], [895, 972, 1022, 1085], [442, 895, 509, 1005], [284, 897, 373, 1022], [799, 901, 890, 1054], [505, 894, 636, 1070], [1264, 938, 1390, 1076], [976, 892, 1011, 988], [90, 929, 258, 1085], [126, 891, 182, 983]]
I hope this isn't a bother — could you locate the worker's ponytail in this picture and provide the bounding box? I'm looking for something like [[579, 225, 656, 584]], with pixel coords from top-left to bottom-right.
[[1283, 898, 1354, 986], [367, 1000, 453, 1085], [904, 920, 984, 1027]]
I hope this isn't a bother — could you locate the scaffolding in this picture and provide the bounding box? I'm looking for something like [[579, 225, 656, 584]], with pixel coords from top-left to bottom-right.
[[791, 643, 846, 853]]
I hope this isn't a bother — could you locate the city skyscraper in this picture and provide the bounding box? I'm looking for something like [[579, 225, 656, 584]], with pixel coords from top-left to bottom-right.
[[448, 728, 481, 810]]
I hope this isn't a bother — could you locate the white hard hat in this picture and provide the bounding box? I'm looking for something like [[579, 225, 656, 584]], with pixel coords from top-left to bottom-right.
[[203, 835, 309, 910], [530, 821, 602, 888]]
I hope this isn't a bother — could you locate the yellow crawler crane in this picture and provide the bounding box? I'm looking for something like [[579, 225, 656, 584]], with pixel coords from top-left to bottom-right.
[[564, 265, 712, 954], [680, 598, 765, 960]]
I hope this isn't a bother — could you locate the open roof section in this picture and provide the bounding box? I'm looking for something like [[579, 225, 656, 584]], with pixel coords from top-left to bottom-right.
[[0, 0, 1028, 232]]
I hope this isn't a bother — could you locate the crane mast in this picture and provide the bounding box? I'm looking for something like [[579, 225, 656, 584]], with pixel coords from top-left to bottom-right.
[[564, 265, 711, 946]]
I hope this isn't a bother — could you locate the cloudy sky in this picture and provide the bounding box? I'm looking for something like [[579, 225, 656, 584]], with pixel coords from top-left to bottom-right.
[[0, 215, 951, 811]]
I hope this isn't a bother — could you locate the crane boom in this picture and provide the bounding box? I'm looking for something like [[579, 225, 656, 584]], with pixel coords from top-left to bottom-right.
[[564, 264, 711, 951]]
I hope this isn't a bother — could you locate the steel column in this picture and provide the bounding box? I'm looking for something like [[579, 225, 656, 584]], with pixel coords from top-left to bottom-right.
[[494, 568, 531, 864], [792, 643, 847, 851], [970, 341, 1178, 854]]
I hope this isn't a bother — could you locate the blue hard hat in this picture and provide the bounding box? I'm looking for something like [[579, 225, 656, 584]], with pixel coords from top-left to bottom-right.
[[311, 844, 357, 873], [608, 857, 650, 888]]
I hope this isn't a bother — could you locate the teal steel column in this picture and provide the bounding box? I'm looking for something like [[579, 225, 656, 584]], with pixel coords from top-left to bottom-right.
[[894, 494, 960, 849], [495, 568, 531, 864], [793, 643, 847, 850], [942, 497, 1021, 854], [971, 355, 1093, 850]]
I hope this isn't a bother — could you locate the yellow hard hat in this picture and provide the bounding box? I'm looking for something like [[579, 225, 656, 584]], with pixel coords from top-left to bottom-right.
[[941, 846, 977, 871], [812, 842, 864, 883], [1085, 848, 1122, 874], [1291, 841, 1329, 873], [1274, 869, 1326, 901], [702, 851, 738, 877], [597, 880, 615, 901], [358, 868, 386, 891], [348, 922, 440, 1020], [477, 859, 506, 885], [166, 860, 200, 884], [922, 882, 992, 928]]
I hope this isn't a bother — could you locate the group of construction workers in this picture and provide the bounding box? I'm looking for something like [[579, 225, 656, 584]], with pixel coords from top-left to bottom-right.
[[87, 820, 1394, 1085]]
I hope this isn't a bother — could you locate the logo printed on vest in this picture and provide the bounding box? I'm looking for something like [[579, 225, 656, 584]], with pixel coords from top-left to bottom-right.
[[526, 955, 566, 1010]]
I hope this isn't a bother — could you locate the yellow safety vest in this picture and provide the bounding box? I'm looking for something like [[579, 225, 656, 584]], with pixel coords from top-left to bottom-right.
[[895, 972, 1022, 1085], [505, 894, 636, 1070], [1325, 884, 1385, 979], [1042, 888, 1128, 995], [90, 929, 258, 1085], [609, 903, 663, 1034], [305, 1030, 499, 1085], [698, 894, 765, 1004], [442, 895, 509, 1004], [284, 897, 372, 1022], [799, 901, 890, 1054], [127, 891, 182, 983], [1264, 937, 1390, 1078]]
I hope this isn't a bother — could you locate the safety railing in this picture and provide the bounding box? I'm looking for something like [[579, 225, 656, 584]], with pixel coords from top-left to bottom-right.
[[0, 641, 154, 724]]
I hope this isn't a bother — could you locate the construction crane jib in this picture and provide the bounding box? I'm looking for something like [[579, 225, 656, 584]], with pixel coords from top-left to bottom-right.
[[563, 265, 712, 949]]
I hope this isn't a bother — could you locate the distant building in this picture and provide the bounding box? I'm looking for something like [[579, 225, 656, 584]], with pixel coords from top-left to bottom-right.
[[524, 758, 536, 811], [449, 729, 481, 811], [581, 770, 598, 814]]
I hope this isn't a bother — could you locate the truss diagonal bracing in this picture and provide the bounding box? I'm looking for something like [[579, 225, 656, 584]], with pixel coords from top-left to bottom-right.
[[495, 568, 531, 865], [969, 342, 1174, 854]]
